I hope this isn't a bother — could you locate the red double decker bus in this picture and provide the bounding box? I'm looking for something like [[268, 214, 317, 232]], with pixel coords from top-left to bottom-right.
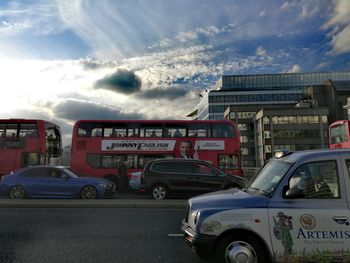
[[0, 119, 62, 176], [71, 119, 242, 188], [329, 120, 350, 149]]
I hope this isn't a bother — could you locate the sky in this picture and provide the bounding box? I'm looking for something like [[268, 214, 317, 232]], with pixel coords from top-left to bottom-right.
[[1, 0, 350, 146]]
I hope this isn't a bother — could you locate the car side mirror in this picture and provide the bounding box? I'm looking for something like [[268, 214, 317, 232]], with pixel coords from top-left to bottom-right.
[[283, 185, 305, 199]]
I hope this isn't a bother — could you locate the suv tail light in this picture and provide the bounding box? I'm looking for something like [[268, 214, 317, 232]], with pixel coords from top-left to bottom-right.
[[0, 175, 6, 183]]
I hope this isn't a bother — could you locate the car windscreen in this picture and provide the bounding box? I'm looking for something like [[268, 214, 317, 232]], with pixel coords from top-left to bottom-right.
[[246, 159, 293, 196]]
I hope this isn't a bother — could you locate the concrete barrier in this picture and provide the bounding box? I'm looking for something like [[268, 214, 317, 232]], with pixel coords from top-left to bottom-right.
[[0, 198, 188, 209]]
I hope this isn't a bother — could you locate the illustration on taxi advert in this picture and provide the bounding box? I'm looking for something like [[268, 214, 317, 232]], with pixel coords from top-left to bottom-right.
[[273, 212, 294, 257], [273, 211, 350, 262]]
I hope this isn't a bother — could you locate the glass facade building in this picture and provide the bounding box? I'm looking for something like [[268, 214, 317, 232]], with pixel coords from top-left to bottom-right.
[[255, 108, 329, 167], [188, 71, 350, 171], [193, 71, 350, 120]]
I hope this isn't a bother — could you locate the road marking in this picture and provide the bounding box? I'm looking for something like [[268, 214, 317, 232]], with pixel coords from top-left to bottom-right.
[[168, 233, 183, 237]]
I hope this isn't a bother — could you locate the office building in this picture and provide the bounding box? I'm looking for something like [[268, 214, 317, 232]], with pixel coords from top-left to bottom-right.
[[189, 71, 350, 120], [254, 107, 329, 167], [188, 71, 350, 168]]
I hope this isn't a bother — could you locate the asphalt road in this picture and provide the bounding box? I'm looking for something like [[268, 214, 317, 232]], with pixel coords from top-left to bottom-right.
[[0, 207, 205, 263]]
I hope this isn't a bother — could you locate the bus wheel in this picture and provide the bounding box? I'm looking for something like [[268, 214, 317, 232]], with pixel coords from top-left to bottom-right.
[[80, 185, 97, 199], [215, 234, 267, 263], [9, 185, 25, 199], [151, 184, 168, 200]]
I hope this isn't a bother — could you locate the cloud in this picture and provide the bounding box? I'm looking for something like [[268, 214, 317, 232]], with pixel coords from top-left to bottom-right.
[[136, 85, 190, 100], [314, 61, 331, 70], [323, 0, 350, 55], [300, 5, 319, 19], [53, 99, 145, 121], [94, 70, 142, 95], [259, 10, 266, 17], [79, 58, 116, 70], [287, 64, 301, 73], [280, 2, 295, 10], [0, 2, 64, 36], [256, 46, 266, 56], [328, 26, 350, 55], [324, 0, 350, 26]]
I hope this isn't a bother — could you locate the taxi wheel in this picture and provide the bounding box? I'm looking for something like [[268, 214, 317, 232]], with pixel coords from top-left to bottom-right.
[[151, 184, 168, 200], [80, 185, 97, 199], [9, 185, 25, 199], [215, 234, 267, 263]]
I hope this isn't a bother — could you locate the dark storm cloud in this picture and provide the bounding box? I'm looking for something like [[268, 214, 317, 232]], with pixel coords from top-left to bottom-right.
[[53, 100, 145, 121], [136, 86, 190, 100], [94, 69, 141, 94]]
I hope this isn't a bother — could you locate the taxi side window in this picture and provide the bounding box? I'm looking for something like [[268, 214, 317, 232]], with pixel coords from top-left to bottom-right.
[[288, 161, 339, 199], [345, 160, 350, 180]]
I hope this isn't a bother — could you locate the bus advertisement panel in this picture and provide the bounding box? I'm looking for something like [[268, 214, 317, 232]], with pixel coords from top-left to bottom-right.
[[329, 120, 350, 149], [70, 119, 241, 189], [0, 119, 62, 176]]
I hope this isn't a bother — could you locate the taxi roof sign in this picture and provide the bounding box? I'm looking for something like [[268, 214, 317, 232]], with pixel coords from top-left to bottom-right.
[[274, 149, 293, 158]]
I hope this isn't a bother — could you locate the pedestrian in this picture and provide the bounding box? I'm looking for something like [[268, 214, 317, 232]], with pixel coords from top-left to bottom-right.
[[117, 159, 129, 191]]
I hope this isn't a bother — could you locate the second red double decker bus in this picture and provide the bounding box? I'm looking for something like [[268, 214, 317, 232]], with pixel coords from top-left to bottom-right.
[[329, 120, 350, 149], [0, 119, 62, 176], [70, 119, 242, 188]]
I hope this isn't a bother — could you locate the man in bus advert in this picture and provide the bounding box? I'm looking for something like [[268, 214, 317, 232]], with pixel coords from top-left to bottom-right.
[[178, 140, 198, 159]]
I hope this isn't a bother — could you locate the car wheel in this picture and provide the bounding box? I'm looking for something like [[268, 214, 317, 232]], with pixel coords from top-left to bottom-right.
[[9, 185, 25, 199], [215, 234, 267, 263], [151, 184, 168, 200], [80, 185, 97, 199]]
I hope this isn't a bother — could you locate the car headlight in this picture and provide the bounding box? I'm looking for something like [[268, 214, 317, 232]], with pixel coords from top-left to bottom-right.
[[99, 184, 108, 189], [192, 211, 200, 226]]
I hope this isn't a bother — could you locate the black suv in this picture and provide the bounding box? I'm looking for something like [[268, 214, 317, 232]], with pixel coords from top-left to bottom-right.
[[139, 158, 246, 199]]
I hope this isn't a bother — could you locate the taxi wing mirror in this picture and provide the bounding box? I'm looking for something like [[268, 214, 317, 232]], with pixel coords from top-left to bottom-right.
[[283, 185, 305, 199]]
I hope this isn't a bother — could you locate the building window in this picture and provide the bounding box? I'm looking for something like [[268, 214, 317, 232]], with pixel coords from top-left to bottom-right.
[[240, 136, 249, 143], [241, 148, 249, 155], [322, 115, 328, 123], [238, 124, 249, 131], [265, 145, 272, 153], [263, 117, 270, 125]]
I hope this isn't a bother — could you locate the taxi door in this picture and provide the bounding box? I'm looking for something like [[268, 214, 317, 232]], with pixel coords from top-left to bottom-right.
[[268, 159, 350, 262]]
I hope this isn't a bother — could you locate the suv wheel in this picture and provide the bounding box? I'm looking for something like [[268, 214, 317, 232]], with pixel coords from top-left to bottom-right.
[[152, 184, 168, 200]]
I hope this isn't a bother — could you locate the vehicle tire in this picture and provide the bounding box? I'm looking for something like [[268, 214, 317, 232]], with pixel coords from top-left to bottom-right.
[[9, 185, 25, 199], [80, 185, 97, 199], [151, 184, 168, 200], [215, 234, 268, 263]]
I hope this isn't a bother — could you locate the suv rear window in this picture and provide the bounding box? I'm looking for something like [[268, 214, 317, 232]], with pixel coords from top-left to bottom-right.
[[151, 162, 195, 174]]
